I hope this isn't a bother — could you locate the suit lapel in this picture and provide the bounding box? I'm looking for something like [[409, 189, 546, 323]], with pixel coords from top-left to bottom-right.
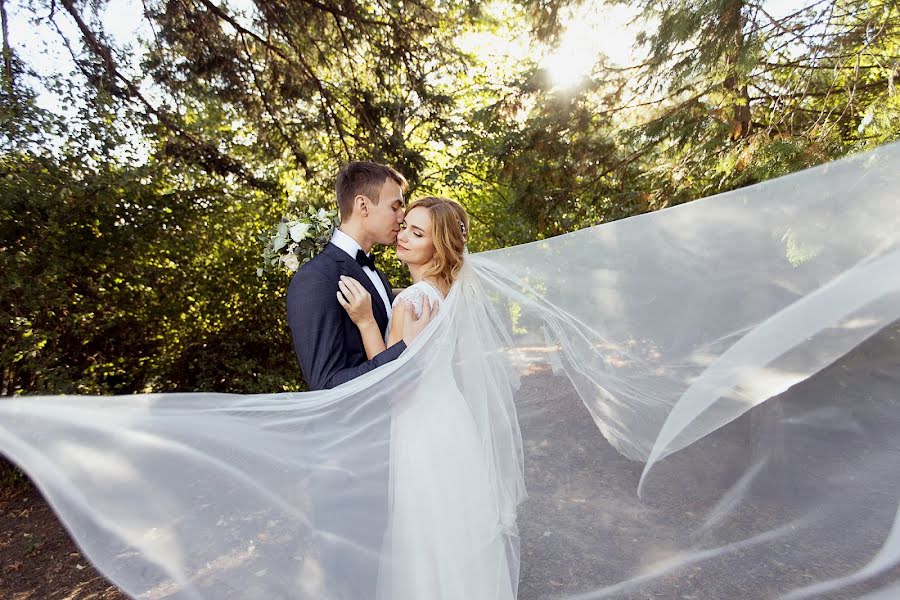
[[324, 244, 389, 329]]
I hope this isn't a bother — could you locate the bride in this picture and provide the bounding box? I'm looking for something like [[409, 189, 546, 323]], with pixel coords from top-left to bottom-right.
[[336, 196, 521, 600]]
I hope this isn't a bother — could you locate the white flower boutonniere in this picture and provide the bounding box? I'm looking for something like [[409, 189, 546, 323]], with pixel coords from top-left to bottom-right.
[[258, 205, 339, 276], [289, 222, 311, 242]]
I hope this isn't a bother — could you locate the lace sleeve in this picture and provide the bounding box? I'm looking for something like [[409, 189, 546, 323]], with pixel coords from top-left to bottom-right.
[[393, 285, 428, 318]]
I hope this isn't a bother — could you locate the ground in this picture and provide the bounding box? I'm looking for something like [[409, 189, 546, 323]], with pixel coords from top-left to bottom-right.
[[0, 480, 127, 600], [1, 323, 898, 599]]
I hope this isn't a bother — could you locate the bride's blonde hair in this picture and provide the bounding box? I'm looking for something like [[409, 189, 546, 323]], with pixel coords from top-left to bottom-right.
[[408, 196, 469, 293]]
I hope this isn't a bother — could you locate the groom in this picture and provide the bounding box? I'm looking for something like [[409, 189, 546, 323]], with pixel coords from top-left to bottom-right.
[[287, 160, 433, 390], [286, 161, 431, 597]]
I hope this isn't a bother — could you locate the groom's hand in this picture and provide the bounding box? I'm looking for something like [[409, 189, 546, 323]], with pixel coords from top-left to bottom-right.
[[401, 298, 438, 347]]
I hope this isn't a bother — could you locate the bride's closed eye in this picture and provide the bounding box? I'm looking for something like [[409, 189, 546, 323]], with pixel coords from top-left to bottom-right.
[[401, 222, 423, 237]]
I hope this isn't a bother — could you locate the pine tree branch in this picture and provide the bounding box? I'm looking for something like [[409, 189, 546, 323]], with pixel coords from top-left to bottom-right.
[[194, 0, 289, 62], [57, 0, 277, 191], [760, 56, 900, 70], [748, 81, 885, 100], [747, 0, 834, 29], [237, 32, 311, 175], [188, 0, 357, 156], [287, 0, 391, 27], [248, 0, 352, 156]]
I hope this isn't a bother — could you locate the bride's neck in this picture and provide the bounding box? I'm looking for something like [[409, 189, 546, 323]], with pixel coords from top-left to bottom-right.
[[407, 264, 445, 293], [407, 263, 427, 284]]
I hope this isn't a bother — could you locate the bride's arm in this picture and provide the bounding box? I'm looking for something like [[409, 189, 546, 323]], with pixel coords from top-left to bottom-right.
[[387, 302, 406, 347], [337, 277, 387, 360], [356, 322, 387, 361]]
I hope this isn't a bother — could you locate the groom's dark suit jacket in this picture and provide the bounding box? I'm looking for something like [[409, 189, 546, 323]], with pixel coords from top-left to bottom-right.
[[287, 243, 406, 390]]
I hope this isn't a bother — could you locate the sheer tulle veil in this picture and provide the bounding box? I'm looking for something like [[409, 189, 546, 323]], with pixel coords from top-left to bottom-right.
[[1, 141, 899, 598]]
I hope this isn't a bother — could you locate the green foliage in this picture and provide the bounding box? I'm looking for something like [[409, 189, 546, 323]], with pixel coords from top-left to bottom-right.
[[2, 0, 898, 394], [0, 456, 25, 487], [616, 0, 900, 202], [0, 143, 304, 394], [0, 70, 302, 394]]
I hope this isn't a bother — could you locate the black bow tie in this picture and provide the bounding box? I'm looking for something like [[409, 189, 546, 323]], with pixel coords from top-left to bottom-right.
[[355, 249, 376, 270]]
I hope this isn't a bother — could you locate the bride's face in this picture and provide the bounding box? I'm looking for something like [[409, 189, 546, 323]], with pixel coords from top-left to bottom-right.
[[396, 207, 435, 266]]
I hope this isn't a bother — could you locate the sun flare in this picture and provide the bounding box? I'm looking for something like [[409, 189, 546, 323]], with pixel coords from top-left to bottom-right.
[[541, 4, 641, 89]]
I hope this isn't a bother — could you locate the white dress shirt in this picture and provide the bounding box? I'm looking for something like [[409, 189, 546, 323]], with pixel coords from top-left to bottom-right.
[[330, 228, 392, 316]]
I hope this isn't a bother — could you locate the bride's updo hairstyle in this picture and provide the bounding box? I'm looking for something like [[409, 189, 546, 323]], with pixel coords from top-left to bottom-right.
[[409, 196, 469, 291]]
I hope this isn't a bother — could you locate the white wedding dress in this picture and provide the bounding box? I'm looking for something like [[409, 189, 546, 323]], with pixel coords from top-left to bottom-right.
[[376, 281, 517, 600]]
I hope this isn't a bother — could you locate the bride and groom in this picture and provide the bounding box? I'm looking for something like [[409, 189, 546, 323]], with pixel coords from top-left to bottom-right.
[[286, 161, 519, 599], [286, 161, 440, 392]]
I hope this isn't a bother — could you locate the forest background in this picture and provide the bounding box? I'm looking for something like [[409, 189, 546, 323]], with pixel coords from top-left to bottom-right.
[[1, 0, 898, 397]]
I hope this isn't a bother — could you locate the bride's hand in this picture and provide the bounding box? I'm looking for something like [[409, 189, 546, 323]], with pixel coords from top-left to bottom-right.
[[337, 276, 376, 327]]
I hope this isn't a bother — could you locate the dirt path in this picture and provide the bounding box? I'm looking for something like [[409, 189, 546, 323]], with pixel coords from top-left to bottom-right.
[[2, 323, 898, 599], [0, 480, 127, 600]]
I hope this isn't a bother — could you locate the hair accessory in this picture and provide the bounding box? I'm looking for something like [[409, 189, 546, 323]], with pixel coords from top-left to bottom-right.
[[458, 219, 467, 240]]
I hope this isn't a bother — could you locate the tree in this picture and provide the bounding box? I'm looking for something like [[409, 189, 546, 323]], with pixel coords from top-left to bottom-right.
[[618, 0, 900, 202]]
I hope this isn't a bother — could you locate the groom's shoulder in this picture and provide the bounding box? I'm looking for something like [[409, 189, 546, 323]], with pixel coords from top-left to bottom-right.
[[290, 246, 338, 285], [287, 253, 335, 303]]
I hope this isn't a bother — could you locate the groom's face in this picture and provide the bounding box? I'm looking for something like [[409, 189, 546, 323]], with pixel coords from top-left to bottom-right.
[[365, 177, 406, 245]]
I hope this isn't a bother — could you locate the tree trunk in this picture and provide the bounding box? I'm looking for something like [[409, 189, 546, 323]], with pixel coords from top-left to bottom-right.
[[722, 0, 752, 140], [0, 0, 13, 87]]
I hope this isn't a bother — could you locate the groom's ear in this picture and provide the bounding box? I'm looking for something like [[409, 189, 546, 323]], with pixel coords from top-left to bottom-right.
[[356, 194, 369, 218]]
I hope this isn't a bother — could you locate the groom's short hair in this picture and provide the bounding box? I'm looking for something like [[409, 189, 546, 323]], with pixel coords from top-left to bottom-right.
[[336, 161, 407, 221]]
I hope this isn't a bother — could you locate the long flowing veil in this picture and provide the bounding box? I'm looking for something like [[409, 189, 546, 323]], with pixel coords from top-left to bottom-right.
[[1, 141, 898, 599]]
